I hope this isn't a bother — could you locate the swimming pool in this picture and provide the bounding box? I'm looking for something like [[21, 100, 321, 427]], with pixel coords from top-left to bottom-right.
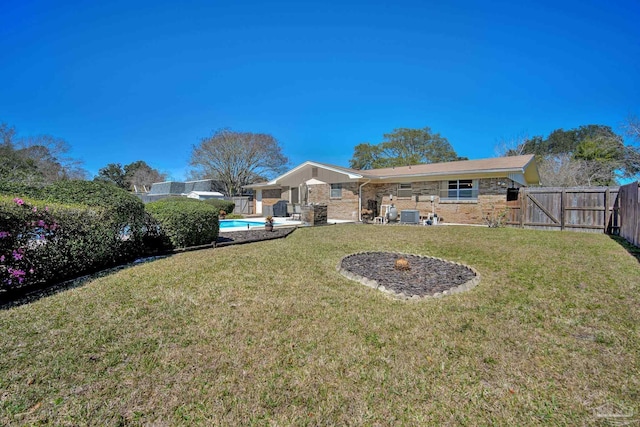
[[219, 219, 270, 229]]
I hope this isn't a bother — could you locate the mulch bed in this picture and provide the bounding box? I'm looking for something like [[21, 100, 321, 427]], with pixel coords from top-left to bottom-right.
[[340, 252, 476, 297], [216, 227, 297, 247]]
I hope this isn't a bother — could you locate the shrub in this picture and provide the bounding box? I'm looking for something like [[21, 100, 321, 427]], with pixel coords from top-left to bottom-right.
[[0, 181, 153, 292], [146, 198, 219, 248], [1, 180, 148, 262], [0, 181, 46, 199], [0, 196, 138, 291], [203, 198, 235, 215], [224, 213, 244, 220], [48, 181, 148, 262]]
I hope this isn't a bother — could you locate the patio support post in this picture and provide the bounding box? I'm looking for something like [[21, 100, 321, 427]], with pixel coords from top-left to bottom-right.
[[358, 179, 371, 222]]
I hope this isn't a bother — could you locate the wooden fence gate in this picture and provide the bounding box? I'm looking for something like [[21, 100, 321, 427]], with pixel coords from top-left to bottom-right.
[[506, 187, 620, 234], [230, 197, 253, 215]]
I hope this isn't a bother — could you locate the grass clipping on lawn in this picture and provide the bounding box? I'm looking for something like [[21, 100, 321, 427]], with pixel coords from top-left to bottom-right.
[[1, 225, 639, 425]]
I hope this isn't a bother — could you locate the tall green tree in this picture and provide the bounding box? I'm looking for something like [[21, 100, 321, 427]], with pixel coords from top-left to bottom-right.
[[503, 124, 639, 186], [94, 161, 166, 191], [95, 163, 128, 189], [189, 128, 288, 196], [349, 127, 463, 170]]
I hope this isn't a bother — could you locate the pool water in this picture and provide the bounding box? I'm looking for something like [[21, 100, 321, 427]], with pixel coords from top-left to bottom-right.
[[219, 220, 268, 229]]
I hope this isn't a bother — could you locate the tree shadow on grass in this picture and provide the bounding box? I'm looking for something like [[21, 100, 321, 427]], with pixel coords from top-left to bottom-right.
[[609, 235, 640, 264]]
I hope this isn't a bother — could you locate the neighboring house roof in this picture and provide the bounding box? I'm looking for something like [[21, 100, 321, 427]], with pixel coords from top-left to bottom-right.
[[149, 179, 225, 195], [244, 154, 539, 189], [187, 191, 224, 197]]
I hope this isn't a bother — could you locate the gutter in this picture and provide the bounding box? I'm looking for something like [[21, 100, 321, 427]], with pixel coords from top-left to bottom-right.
[[358, 179, 371, 222]]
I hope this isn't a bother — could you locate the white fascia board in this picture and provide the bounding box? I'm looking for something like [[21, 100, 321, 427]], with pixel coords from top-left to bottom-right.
[[307, 162, 363, 179], [274, 161, 363, 183]]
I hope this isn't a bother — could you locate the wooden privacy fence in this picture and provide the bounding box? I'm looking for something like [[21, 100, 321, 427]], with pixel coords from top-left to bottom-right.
[[506, 187, 620, 234], [228, 197, 253, 215], [618, 182, 640, 246]]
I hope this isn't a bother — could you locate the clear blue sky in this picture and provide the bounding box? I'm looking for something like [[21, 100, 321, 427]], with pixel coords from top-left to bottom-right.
[[2, 0, 639, 180]]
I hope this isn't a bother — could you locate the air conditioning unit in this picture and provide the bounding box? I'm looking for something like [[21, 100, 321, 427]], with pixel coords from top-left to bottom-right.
[[400, 209, 420, 224]]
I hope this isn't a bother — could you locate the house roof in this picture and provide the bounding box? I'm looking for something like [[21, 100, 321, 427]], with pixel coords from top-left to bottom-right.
[[359, 155, 537, 179], [244, 154, 539, 189]]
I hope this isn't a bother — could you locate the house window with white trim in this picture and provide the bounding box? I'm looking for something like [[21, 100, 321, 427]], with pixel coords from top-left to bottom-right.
[[446, 179, 477, 200], [397, 183, 412, 198], [330, 183, 342, 198]]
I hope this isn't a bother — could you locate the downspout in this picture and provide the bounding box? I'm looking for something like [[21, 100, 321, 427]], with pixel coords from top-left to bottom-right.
[[358, 179, 371, 222]]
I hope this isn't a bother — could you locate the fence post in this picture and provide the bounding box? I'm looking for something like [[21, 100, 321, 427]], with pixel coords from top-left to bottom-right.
[[560, 189, 566, 231], [605, 188, 610, 234], [519, 188, 525, 228]]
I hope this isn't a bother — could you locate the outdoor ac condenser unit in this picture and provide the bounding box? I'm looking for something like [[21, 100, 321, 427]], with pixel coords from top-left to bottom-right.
[[400, 209, 420, 224]]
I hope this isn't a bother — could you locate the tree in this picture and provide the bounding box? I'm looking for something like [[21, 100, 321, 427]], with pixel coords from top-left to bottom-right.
[[624, 114, 640, 142], [0, 123, 38, 183], [622, 114, 640, 179], [95, 163, 128, 189], [94, 161, 166, 191], [189, 129, 288, 196], [123, 161, 167, 192], [494, 132, 530, 157], [0, 122, 87, 183], [349, 127, 463, 170], [502, 124, 638, 186]]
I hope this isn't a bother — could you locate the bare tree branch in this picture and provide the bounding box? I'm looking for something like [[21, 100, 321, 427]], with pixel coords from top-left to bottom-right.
[[189, 129, 288, 196]]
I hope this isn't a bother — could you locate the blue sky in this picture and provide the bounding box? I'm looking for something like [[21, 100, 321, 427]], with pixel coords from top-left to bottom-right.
[[1, 0, 639, 180]]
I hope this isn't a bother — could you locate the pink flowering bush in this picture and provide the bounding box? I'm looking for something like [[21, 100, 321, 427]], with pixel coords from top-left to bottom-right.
[[0, 195, 135, 291], [0, 197, 58, 288]]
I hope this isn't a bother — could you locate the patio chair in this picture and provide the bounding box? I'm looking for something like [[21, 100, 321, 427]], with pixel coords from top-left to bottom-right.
[[373, 204, 389, 224]]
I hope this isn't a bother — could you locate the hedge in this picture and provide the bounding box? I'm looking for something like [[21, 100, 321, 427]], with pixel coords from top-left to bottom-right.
[[0, 195, 134, 291], [145, 198, 219, 249], [203, 198, 235, 215], [0, 181, 153, 292]]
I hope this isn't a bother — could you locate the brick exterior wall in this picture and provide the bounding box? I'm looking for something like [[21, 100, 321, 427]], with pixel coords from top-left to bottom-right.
[[262, 177, 522, 223], [361, 178, 521, 224], [308, 182, 360, 221], [262, 188, 287, 208]]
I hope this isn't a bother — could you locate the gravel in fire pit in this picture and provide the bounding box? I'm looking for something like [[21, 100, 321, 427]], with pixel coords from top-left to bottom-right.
[[340, 252, 477, 297]]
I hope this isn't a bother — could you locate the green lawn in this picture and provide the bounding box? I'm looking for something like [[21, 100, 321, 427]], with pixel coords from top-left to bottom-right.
[[1, 225, 639, 425]]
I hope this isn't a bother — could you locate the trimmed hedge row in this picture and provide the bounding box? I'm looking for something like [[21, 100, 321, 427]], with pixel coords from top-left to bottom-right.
[[146, 198, 219, 249], [203, 198, 235, 215], [1, 182, 220, 292], [1, 196, 130, 289]]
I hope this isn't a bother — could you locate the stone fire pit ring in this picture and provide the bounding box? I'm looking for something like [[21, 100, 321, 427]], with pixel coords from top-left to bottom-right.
[[337, 251, 480, 301]]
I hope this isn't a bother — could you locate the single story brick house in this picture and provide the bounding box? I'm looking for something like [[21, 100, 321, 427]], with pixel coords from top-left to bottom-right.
[[245, 155, 540, 224]]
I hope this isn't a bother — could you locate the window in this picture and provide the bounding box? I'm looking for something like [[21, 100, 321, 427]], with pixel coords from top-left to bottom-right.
[[397, 183, 412, 198], [290, 187, 299, 204], [330, 183, 342, 198], [447, 179, 477, 200]]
